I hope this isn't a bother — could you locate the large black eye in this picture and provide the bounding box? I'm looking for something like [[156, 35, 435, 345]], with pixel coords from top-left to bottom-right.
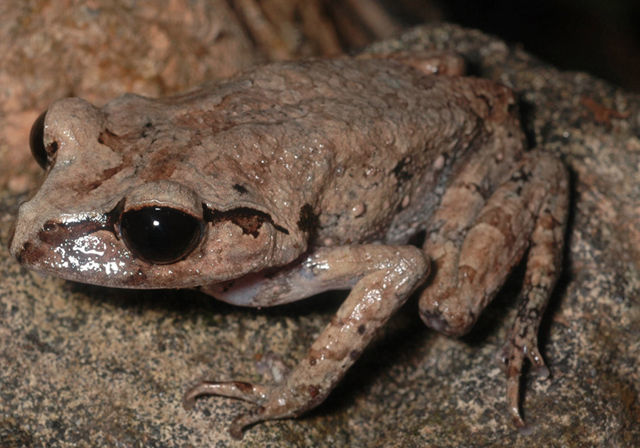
[[120, 206, 203, 264], [29, 110, 49, 169]]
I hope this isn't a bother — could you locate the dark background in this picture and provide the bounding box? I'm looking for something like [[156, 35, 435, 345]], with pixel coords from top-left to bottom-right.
[[382, 0, 640, 91]]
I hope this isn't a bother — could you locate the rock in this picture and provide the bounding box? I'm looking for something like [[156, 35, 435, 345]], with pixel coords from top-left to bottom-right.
[[0, 0, 351, 194], [1, 23, 639, 447]]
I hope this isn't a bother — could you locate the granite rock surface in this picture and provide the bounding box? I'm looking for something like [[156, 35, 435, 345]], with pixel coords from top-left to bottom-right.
[[1, 22, 639, 447]]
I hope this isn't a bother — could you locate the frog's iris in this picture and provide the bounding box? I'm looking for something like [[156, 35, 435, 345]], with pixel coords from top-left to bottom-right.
[[120, 206, 203, 264]]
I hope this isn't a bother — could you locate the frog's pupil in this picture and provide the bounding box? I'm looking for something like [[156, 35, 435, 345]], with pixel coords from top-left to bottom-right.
[[29, 110, 48, 169], [120, 206, 203, 264]]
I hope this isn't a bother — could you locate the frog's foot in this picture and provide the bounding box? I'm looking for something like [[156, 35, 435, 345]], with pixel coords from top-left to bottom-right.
[[183, 380, 304, 439], [188, 244, 429, 439], [417, 151, 568, 429], [500, 173, 566, 431]]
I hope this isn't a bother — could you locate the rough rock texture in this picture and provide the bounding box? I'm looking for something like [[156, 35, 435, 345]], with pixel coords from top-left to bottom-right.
[[0, 0, 356, 194], [1, 23, 639, 447], [0, 0, 248, 193]]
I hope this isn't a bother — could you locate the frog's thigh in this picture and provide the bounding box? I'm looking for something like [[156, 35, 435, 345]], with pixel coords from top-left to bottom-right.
[[189, 244, 429, 438], [419, 151, 568, 336]]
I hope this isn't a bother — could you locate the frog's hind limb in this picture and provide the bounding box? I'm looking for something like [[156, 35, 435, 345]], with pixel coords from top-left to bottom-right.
[[418, 150, 568, 430], [186, 244, 429, 439]]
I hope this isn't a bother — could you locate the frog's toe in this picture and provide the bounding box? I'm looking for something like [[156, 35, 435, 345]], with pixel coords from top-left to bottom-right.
[[184, 380, 316, 439], [500, 336, 550, 382], [501, 335, 551, 429], [526, 345, 550, 378], [182, 380, 268, 410]]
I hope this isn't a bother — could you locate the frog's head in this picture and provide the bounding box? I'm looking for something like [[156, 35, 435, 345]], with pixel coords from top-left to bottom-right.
[[10, 96, 307, 289]]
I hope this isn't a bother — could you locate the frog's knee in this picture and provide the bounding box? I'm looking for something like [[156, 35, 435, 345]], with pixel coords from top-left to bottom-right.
[[418, 297, 476, 336]]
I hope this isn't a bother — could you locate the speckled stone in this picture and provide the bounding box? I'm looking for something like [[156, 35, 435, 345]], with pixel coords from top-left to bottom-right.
[[0, 0, 346, 195], [1, 23, 639, 447], [0, 0, 261, 195]]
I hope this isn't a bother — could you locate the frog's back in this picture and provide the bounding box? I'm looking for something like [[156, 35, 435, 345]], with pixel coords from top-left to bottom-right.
[[234, 58, 518, 246], [166, 58, 520, 246]]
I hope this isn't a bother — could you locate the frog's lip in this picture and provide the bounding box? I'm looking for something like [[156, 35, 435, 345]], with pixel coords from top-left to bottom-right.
[[10, 206, 116, 267], [10, 208, 285, 290], [12, 234, 197, 290], [10, 227, 148, 288]]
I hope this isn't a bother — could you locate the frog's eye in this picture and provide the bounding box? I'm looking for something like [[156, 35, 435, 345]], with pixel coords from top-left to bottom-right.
[[29, 110, 56, 169], [120, 206, 204, 264]]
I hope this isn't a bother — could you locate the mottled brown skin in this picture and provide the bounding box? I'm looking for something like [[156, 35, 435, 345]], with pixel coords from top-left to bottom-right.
[[10, 55, 568, 438]]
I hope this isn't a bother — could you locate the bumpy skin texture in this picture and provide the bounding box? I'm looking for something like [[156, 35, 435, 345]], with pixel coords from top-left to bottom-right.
[[10, 56, 568, 438]]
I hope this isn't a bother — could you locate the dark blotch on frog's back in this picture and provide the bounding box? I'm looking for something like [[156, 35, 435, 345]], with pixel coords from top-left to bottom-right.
[[297, 203, 319, 237], [232, 184, 249, 195]]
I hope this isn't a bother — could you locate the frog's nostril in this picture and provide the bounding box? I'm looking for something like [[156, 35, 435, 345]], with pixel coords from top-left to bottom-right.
[[43, 221, 57, 232]]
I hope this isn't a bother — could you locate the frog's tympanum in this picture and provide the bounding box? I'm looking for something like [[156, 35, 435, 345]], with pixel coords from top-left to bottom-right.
[[10, 54, 568, 439]]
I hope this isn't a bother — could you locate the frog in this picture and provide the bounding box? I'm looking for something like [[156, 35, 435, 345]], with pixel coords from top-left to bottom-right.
[[9, 53, 568, 439]]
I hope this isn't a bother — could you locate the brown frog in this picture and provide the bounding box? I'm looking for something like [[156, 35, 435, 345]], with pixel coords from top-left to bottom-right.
[[9, 54, 568, 439]]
